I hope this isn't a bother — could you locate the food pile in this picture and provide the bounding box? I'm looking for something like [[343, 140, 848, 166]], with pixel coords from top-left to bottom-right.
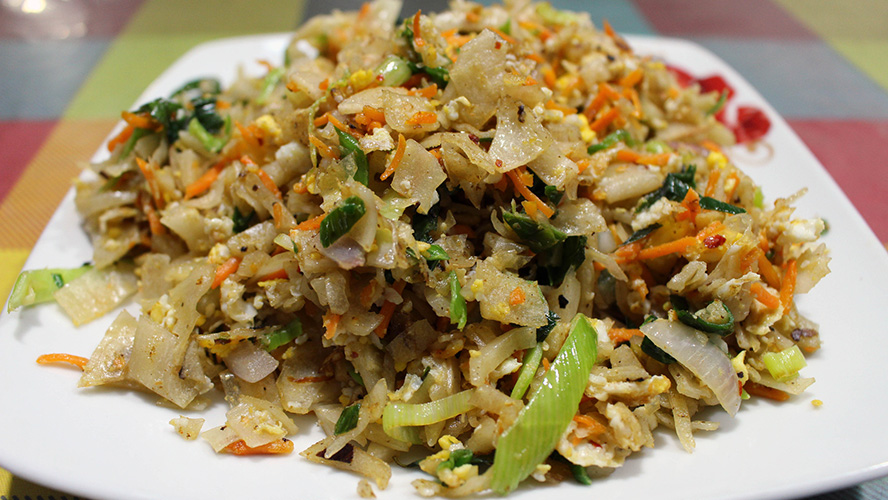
[[9, 0, 829, 496]]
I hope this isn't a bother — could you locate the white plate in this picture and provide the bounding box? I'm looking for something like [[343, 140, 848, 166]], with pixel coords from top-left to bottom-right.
[[1, 33, 887, 500]]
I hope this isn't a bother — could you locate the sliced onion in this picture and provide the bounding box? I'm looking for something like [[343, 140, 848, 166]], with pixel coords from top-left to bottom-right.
[[224, 341, 279, 383], [641, 319, 741, 416], [319, 236, 365, 270]]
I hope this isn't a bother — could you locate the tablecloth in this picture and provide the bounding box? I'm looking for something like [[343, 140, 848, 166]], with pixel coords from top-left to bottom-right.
[[1, 0, 886, 498]]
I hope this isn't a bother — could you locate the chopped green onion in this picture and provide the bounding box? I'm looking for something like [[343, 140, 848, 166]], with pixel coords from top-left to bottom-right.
[[706, 90, 729, 116], [375, 55, 412, 87], [319, 196, 366, 247], [382, 389, 474, 438], [587, 129, 633, 154], [502, 210, 566, 253], [763, 345, 807, 382], [671, 295, 734, 336], [438, 448, 475, 472], [187, 117, 227, 153], [570, 462, 593, 485], [231, 206, 254, 234], [510, 343, 543, 400], [273, 233, 298, 253], [260, 318, 303, 351], [699, 196, 746, 214], [423, 244, 449, 262], [449, 271, 467, 330], [490, 314, 599, 494], [644, 139, 671, 154], [336, 128, 369, 186], [348, 364, 364, 386], [334, 403, 361, 435], [7, 265, 93, 312], [256, 67, 285, 105]]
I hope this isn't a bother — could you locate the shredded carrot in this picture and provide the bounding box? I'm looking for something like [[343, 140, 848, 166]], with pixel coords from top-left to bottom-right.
[[135, 157, 164, 209], [541, 357, 551, 371], [323, 311, 341, 340], [184, 164, 222, 200], [757, 249, 781, 289], [637, 236, 697, 260], [490, 27, 518, 45], [375, 281, 406, 338], [576, 158, 591, 174], [675, 188, 701, 223], [583, 83, 620, 121], [106, 124, 134, 152], [744, 381, 790, 402], [608, 328, 644, 344], [212, 257, 241, 289], [623, 87, 642, 117], [704, 168, 722, 198], [362, 105, 386, 124], [144, 201, 166, 236], [618, 68, 644, 88], [506, 168, 555, 218], [723, 171, 740, 201], [701, 139, 723, 154], [325, 112, 350, 133], [272, 202, 285, 230], [294, 213, 326, 231], [121, 111, 156, 130], [255, 167, 282, 199], [407, 83, 438, 98], [545, 99, 576, 115], [358, 2, 371, 20], [308, 135, 340, 160], [542, 67, 557, 89], [615, 150, 672, 167], [215, 100, 231, 110], [779, 259, 797, 311], [525, 53, 545, 64], [750, 282, 781, 310], [406, 111, 438, 125], [36, 353, 89, 370], [313, 114, 329, 127], [613, 241, 641, 264], [381, 133, 406, 181], [413, 10, 425, 48], [588, 107, 620, 134], [224, 439, 294, 456], [360, 281, 376, 308], [257, 268, 288, 282], [602, 19, 617, 39], [509, 286, 526, 306], [572, 414, 608, 437]]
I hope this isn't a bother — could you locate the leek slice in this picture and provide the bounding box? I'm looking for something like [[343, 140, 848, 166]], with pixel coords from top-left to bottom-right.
[[7, 265, 93, 312], [382, 389, 474, 443], [490, 314, 599, 494], [763, 345, 807, 382]]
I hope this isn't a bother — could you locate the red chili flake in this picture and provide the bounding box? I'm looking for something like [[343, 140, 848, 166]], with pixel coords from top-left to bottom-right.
[[704, 234, 726, 249], [733, 106, 771, 143]]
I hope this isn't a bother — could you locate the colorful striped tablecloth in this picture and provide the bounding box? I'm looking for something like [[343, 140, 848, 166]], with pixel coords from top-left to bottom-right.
[[1, 1, 886, 499]]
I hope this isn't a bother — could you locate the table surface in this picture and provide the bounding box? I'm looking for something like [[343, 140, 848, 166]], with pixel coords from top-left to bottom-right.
[[1, 0, 886, 499]]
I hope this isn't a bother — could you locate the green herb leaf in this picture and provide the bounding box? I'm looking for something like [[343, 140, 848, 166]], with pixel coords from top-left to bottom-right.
[[423, 244, 449, 262], [539, 235, 587, 287], [231, 206, 255, 234], [671, 294, 735, 336], [637, 165, 696, 212], [334, 403, 361, 435], [319, 196, 366, 247], [536, 310, 559, 343], [622, 223, 661, 246], [502, 210, 567, 253], [699, 196, 746, 214], [412, 203, 440, 244]]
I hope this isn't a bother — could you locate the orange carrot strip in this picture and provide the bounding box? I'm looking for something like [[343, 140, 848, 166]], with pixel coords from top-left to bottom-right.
[[145, 201, 166, 236], [757, 249, 781, 289], [107, 124, 134, 152], [576, 159, 591, 174], [750, 282, 781, 310], [588, 107, 620, 134], [506, 169, 555, 218], [375, 281, 406, 338], [380, 133, 406, 181], [623, 87, 642, 116], [413, 10, 425, 48], [257, 268, 288, 282], [675, 188, 701, 223], [618, 68, 644, 88], [490, 27, 518, 45], [308, 135, 340, 160], [185, 164, 223, 200], [701, 139, 723, 154], [135, 157, 164, 209], [255, 168, 282, 199], [324, 113, 350, 133], [360, 281, 376, 308], [509, 286, 526, 306], [779, 259, 797, 311], [525, 53, 545, 64], [695, 221, 726, 242], [358, 1, 371, 20], [323, 311, 341, 340], [36, 353, 89, 370], [724, 171, 740, 201], [615, 150, 672, 167], [704, 168, 722, 198], [572, 414, 608, 437], [406, 111, 438, 125], [744, 381, 790, 402], [121, 111, 156, 130], [637, 236, 697, 260], [407, 83, 438, 98], [583, 83, 620, 121], [542, 68, 557, 88], [608, 328, 644, 344], [313, 114, 329, 127], [294, 213, 326, 231], [211, 257, 241, 289], [272, 202, 285, 229], [362, 106, 386, 124], [224, 439, 294, 456], [545, 99, 576, 115], [613, 241, 641, 264], [603, 19, 617, 39]]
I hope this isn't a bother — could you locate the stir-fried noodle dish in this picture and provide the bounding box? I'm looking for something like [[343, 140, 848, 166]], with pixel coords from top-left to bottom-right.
[[9, 0, 830, 496]]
